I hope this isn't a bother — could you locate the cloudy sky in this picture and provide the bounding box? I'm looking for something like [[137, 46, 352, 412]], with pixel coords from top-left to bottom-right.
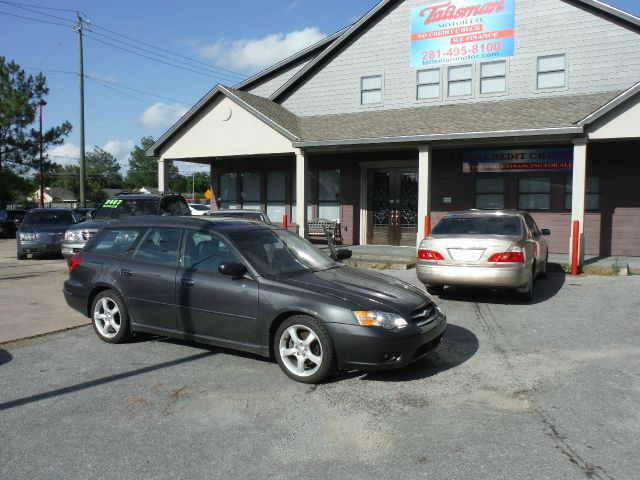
[[1, 0, 638, 175]]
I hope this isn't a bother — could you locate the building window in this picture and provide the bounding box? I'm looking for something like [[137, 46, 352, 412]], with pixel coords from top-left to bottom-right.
[[448, 65, 472, 97], [417, 68, 440, 99], [219, 173, 237, 209], [537, 54, 566, 89], [475, 178, 505, 209], [241, 172, 261, 210], [565, 177, 599, 210], [480, 60, 506, 94], [266, 171, 286, 221], [318, 169, 341, 221], [361, 75, 382, 105], [519, 178, 551, 210]]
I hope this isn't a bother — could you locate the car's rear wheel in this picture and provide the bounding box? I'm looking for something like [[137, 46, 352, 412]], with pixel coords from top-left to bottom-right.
[[517, 264, 535, 301], [274, 315, 336, 384], [91, 290, 131, 344], [426, 284, 444, 296]]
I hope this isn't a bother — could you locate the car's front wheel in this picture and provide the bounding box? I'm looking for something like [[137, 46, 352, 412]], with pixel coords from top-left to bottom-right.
[[16, 250, 26, 260], [91, 290, 131, 344], [274, 315, 336, 384]]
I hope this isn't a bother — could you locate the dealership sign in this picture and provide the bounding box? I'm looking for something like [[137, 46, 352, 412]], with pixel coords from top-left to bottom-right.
[[410, 0, 515, 68], [463, 148, 573, 173]]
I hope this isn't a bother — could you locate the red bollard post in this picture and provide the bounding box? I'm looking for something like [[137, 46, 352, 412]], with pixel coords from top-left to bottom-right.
[[424, 215, 430, 238], [571, 220, 580, 276], [283, 214, 288, 230]]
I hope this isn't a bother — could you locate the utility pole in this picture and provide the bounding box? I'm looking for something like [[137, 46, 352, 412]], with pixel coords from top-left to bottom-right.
[[192, 173, 195, 201], [39, 100, 47, 208], [75, 12, 86, 208]]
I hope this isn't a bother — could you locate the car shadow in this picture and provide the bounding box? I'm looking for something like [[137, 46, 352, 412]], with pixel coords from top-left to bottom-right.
[[435, 271, 566, 305], [0, 349, 13, 367], [333, 323, 478, 383]]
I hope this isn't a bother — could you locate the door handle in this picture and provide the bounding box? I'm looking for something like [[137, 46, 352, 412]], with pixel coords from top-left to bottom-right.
[[120, 268, 132, 277], [181, 279, 195, 287]]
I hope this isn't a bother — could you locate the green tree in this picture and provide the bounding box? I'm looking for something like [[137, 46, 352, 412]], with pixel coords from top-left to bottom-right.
[[0, 57, 72, 205], [48, 163, 80, 198], [125, 136, 179, 190], [85, 147, 123, 202]]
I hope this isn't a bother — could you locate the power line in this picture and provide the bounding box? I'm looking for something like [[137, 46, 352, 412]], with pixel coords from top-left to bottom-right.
[[88, 76, 189, 113], [0, 9, 73, 27], [0, 0, 78, 13], [0, 0, 75, 24], [87, 29, 243, 82], [89, 22, 246, 78]]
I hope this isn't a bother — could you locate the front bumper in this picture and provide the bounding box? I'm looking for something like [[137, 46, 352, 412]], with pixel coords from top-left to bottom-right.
[[61, 241, 87, 260], [18, 239, 64, 256], [416, 262, 528, 288], [327, 313, 446, 371]]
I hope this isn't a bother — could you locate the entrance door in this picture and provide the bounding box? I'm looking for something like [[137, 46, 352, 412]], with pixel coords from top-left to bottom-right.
[[369, 168, 419, 246]]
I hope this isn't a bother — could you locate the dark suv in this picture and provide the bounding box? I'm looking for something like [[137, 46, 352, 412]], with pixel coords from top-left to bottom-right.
[[61, 193, 190, 260], [63, 216, 446, 383]]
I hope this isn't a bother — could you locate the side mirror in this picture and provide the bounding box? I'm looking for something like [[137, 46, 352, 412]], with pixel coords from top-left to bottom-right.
[[335, 248, 352, 261], [85, 212, 93, 220], [218, 261, 247, 278], [541, 229, 551, 236]]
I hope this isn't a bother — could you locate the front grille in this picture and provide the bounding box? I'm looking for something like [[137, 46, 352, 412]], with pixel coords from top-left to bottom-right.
[[81, 231, 96, 241], [412, 303, 439, 327]]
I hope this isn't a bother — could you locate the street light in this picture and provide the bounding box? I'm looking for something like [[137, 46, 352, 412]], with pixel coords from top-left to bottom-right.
[[38, 99, 47, 209]]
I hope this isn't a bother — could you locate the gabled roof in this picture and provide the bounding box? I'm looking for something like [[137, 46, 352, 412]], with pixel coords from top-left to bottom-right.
[[146, 85, 301, 157], [577, 80, 640, 125], [271, 0, 640, 102], [233, 26, 350, 92], [43, 187, 76, 200]]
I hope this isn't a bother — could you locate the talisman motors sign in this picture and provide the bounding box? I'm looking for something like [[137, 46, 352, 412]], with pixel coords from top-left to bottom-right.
[[463, 148, 573, 173], [410, 0, 515, 67]]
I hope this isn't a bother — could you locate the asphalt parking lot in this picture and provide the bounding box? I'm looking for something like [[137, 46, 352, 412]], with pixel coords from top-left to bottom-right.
[[1, 239, 639, 480]]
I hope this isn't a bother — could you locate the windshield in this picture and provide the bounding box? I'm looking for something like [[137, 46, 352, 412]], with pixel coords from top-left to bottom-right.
[[432, 216, 523, 236], [23, 211, 75, 225], [93, 199, 159, 219], [229, 229, 337, 277]]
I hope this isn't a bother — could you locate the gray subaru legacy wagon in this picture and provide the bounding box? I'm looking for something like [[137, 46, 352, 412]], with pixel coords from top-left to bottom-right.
[[63, 216, 446, 383]]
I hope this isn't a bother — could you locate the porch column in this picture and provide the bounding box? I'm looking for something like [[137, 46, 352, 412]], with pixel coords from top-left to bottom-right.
[[570, 138, 588, 268], [295, 148, 308, 238], [158, 156, 169, 193], [209, 162, 218, 210], [417, 144, 433, 245]]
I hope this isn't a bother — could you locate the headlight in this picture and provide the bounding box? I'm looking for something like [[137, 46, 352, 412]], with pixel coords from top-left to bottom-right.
[[353, 311, 408, 329], [19, 232, 37, 241], [64, 230, 81, 241]]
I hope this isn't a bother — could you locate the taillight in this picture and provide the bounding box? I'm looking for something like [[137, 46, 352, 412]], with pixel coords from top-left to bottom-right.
[[418, 249, 444, 261], [69, 253, 82, 272], [488, 252, 524, 263]]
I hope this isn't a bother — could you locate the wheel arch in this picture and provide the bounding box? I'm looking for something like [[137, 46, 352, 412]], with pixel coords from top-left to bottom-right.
[[86, 284, 120, 318], [267, 310, 330, 360]]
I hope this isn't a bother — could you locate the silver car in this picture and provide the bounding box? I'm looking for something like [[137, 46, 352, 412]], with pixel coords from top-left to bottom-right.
[[416, 210, 550, 300]]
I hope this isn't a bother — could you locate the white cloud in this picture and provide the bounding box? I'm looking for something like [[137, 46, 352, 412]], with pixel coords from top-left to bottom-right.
[[139, 102, 189, 129], [47, 142, 80, 165], [90, 73, 118, 83], [102, 139, 135, 163], [197, 27, 326, 73]]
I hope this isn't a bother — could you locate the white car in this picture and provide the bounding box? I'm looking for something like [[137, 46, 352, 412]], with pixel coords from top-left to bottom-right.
[[188, 203, 212, 216]]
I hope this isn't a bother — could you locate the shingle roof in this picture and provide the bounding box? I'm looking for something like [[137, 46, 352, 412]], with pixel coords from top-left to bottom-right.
[[295, 91, 622, 144], [229, 89, 302, 139], [44, 187, 76, 200]]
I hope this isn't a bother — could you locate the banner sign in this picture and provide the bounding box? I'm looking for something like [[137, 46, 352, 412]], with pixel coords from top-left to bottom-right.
[[411, 0, 515, 68], [463, 147, 573, 173]]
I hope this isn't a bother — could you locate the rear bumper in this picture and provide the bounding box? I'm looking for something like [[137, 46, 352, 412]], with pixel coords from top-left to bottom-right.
[[327, 314, 447, 371], [416, 262, 528, 288], [63, 278, 89, 317]]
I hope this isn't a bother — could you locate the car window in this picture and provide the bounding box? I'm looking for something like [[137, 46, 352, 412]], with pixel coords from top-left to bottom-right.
[[432, 216, 523, 236], [93, 199, 159, 219], [524, 215, 541, 237], [86, 228, 145, 257], [131, 228, 182, 267], [161, 197, 191, 216], [182, 231, 240, 274], [22, 211, 75, 225]]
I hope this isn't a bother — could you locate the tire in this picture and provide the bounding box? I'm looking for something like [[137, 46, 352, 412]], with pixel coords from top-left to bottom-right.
[[517, 264, 535, 301], [274, 315, 336, 384], [426, 284, 444, 296], [16, 250, 27, 260], [91, 290, 131, 344], [539, 253, 548, 279]]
